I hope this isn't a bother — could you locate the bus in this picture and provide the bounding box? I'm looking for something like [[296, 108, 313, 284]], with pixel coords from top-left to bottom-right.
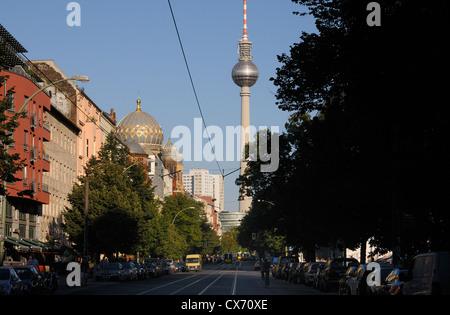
[[224, 252, 233, 264], [186, 254, 202, 272]]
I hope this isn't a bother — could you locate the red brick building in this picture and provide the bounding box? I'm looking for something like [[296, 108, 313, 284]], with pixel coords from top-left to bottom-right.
[[1, 24, 50, 250], [1, 68, 51, 206]]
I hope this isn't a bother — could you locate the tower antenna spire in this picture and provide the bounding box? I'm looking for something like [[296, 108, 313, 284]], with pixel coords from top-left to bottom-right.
[[243, 0, 248, 41]]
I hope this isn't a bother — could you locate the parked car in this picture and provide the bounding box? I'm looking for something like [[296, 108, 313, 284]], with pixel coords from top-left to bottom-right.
[[95, 263, 125, 281], [122, 262, 138, 281], [162, 260, 174, 275], [305, 262, 324, 286], [271, 257, 279, 277], [312, 262, 325, 288], [404, 251, 450, 295], [338, 266, 357, 295], [292, 262, 309, 284], [146, 263, 158, 278], [367, 263, 396, 294], [274, 256, 299, 279], [347, 264, 369, 295], [376, 268, 408, 295], [135, 262, 149, 279], [318, 257, 359, 291], [287, 262, 299, 282], [175, 262, 187, 272], [0, 267, 23, 295], [13, 265, 43, 294]]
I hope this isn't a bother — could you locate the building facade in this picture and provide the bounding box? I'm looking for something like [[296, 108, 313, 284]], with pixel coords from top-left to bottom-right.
[[182, 169, 224, 213], [1, 60, 51, 261], [193, 195, 219, 235]]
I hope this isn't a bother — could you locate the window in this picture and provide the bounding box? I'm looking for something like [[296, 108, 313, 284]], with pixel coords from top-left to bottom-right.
[[7, 91, 15, 112], [86, 139, 89, 157], [24, 131, 28, 151], [23, 166, 28, 186]]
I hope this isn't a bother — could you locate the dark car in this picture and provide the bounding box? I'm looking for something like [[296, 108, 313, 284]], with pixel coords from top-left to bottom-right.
[[135, 262, 149, 279], [312, 262, 326, 288], [274, 256, 299, 279], [292, 262, 308, 284], [176, 262, 187, 272], [13, 265, 43, 294], [122, 262, 138, 280], [338, 266, 357, 295], [347, 264, 368, 295], [367, 264, 395, 294], [0, 267, 23, 295], [304, 262, 324, 286], [376, 268, 408, 295], [318, 257, 359, 291], [95, 263, 125, 281]]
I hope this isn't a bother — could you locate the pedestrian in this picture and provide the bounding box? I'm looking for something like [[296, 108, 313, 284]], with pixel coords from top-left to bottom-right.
[[27, 254, 39, 270]]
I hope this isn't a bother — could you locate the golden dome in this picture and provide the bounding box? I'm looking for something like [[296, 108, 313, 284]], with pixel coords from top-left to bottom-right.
[[115, 98, 164, 151]]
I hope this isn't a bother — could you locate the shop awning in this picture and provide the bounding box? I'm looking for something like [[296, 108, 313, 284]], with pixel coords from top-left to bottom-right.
[[4, 237, 31, 252], [7, 237, 41, 252]]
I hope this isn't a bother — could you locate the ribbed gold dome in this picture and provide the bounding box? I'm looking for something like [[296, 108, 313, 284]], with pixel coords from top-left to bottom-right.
[[115, 98, 163, 151]]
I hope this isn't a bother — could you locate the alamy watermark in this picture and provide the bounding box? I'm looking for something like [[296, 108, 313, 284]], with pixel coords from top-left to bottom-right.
[[367, 2, 381, 27], [170, 118, 280, 173], [66, 2, 381, 28], [66, 2, 81, 27]]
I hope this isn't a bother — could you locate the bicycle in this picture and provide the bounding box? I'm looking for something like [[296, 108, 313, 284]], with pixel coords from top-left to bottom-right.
[[264, 271, 270, 287]]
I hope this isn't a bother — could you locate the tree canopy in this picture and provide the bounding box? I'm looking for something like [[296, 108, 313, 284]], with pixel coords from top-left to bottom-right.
[[237, 0, 449, 263]]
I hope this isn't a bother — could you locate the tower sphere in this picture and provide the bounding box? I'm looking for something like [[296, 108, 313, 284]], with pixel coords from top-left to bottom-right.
[[232, 60, 259, 87]]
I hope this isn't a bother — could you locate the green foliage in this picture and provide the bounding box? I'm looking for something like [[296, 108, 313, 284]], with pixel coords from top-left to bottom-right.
[[64, 136, 220, 260], [237, 0, 449, 261]]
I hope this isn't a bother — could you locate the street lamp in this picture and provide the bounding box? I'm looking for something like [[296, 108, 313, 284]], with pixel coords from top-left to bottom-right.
[[172, 207, 195, 225], [0, 74, 89, 264], [20, 75, 90, 113]]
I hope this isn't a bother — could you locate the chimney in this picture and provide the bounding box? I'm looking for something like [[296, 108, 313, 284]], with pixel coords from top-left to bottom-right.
[[110, 108, 117, 124]]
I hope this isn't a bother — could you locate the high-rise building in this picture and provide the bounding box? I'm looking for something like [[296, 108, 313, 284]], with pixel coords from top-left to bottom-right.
[[182, 169, 224, 213], [232, 0, 258, 213]]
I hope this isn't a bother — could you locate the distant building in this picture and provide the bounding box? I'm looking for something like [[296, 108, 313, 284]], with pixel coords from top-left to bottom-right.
[[182, 169, 224, 213], [219, 211, 246, 234], [193, 195, 219, 235]]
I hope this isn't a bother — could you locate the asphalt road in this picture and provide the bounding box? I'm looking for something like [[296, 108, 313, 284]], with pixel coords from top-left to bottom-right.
[[55, 260, 337, 296]]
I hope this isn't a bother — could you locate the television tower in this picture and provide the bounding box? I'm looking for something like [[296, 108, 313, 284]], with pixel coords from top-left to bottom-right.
[[232, 0, 259, 213]]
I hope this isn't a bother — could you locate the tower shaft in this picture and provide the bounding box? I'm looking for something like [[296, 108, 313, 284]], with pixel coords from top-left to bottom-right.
[[239, 86, 251, 213], [232, 0, 258, 213]]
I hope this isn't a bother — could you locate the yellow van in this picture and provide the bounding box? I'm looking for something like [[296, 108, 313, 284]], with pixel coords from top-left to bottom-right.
[[186, 254, 202, 272]]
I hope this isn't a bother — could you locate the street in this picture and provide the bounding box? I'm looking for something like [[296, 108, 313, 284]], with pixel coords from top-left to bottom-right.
[[56, 260, 336, 296]]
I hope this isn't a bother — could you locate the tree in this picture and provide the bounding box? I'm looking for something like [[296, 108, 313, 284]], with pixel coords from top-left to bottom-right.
[[161, 194, 207, 255], [238, 0, 449, 263], [64, 133, 147, 259]]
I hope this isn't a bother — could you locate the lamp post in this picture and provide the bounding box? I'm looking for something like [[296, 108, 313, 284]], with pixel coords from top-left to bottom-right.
[[0, 75, 89, 264], [172, 207, 195, 225]]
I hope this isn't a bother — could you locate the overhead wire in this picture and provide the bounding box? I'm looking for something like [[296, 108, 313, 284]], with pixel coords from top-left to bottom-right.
[[167, 0, 224, 178]]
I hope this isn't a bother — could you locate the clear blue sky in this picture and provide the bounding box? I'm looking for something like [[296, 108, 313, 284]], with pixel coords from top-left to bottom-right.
[[1, 0, 316, 212]]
